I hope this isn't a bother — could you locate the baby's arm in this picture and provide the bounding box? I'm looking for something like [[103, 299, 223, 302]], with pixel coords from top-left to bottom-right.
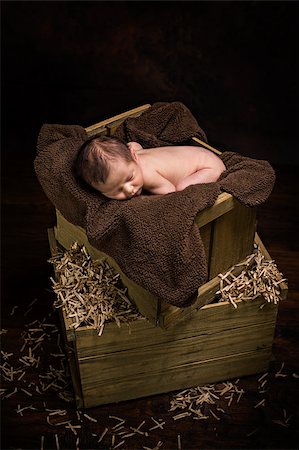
[[176, 167, 224, 191], [148, 179, 176, 195], [144, 170, 176, 195]]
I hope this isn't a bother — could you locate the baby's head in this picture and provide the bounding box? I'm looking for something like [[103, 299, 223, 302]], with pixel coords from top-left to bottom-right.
[[75, 136, 143, 200]]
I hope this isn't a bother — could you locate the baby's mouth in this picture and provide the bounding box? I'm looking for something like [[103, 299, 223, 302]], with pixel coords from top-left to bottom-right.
[[133, 187, 142, 197]]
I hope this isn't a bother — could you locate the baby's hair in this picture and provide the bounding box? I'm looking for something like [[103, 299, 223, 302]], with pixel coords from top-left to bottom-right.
[[75, 135, 133, 185]]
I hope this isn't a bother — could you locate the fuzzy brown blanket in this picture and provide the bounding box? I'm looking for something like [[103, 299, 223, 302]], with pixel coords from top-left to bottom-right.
[[34, 102, 275, 307]]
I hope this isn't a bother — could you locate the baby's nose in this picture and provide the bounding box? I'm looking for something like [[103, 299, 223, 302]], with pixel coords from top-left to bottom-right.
[[124, 185, 134, 196]]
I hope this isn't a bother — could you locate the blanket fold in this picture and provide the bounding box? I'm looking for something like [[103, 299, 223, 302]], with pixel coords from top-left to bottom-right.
[[114, 101, 208, 147], [34, 102, 275, 307]]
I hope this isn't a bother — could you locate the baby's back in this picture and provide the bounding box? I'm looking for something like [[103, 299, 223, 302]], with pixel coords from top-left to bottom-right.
[[143, 145, 224, 185]]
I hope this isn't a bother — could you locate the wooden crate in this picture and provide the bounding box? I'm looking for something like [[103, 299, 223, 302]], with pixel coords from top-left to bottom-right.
[[54, 104, 256, 327], [48, 230, 287, 409]]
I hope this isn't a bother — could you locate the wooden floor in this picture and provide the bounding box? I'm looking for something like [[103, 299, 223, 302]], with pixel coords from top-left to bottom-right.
[[1, 149, 298, 450]]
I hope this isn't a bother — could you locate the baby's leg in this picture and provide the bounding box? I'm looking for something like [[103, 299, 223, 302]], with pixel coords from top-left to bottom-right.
[[176, 168, 223, 191]]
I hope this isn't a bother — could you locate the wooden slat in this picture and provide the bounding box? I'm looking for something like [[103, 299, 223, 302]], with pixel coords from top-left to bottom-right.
[[84, 126, 107, 138], [80, 348, 271, 407], [47, 227, 59, 257], [85, 104, 151, 137], [199, 222, 212, 270], [208, 200, 256, 279], [61, 327, 84, 409], [75, 296, 278, 358], [78, 322, 275, 384], [160, 276, 220, 328], [194, 193, 234, 228], [192, 136, 223, 155], [106, 119, 127, 136]]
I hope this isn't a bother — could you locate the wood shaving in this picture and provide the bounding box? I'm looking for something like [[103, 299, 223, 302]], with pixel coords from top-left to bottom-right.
[[10, 305, 19, 316], [113, 440, 125, 449], [275, 362, 288, 378], [98, 427, 109, 443], [217, 246, 287, 308], [149, 417, 165, 430], [177, 434, 182, 450], [258, 372, 268, 382], [170, 380, 245, 420], [246, 428, 259, 437], [83, 412, 97, 422], [49, 242, 143, 333], [254, 398, 266, 408], [55, 433, 60, 450]]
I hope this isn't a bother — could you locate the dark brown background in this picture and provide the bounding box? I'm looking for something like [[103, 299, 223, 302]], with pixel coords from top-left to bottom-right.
[[2, 1, 298, 164], [1, 2, 298, 449]]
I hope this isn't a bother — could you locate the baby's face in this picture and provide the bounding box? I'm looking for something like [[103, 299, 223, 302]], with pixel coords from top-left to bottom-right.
[[92, 158, 144, 200]]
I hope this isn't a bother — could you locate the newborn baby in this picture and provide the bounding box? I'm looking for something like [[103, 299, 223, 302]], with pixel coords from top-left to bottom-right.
[[75, 136, 226, 200]]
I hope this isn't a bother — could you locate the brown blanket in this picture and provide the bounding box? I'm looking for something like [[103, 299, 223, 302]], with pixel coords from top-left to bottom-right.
[[34, 102, 275, 307]]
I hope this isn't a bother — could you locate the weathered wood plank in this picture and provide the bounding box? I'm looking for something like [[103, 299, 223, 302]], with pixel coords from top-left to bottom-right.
[[208, 200, 256, 279], [78, 322, 275, 384], [194, 193, 234, 228], [85, 104, 151, 137], [200, 222, 212, 269], [192, 136, 223, 155], [75, 297, 278, 358], [80, 348, 272, 408]]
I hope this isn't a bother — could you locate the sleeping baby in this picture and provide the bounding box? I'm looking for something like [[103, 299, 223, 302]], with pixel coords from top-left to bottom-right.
[[75, 136, 226, 200]]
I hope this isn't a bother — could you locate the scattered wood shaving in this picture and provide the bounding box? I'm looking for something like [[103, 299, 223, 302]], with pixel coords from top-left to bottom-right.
[[247, 428, 259, 437], [55, 433, 60, 450], [149, 417, 165, 430], [170, 380, 246, 421], [98, 427, 109, 443], [83, 412, 97, 422], [275, 362, 288, 378], [20, 388, 32, 397], [254, 398, 266, 408], [3, 387, 18, 398], [143, 442, 163, 450], [10, 305, 19, 316], [258, 372, 268, 382], [177, 434, 182, 450], [114, 440, 125, 449]]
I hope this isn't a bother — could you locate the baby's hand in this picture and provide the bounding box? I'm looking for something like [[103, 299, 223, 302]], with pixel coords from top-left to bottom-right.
[[127, 142, 143, 152]]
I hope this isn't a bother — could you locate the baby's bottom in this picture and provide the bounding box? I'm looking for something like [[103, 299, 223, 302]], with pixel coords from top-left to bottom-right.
[[176, 167, 225, 191]]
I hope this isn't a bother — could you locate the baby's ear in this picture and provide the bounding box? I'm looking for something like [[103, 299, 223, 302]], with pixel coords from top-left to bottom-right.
[[128, 143, 138, 162]]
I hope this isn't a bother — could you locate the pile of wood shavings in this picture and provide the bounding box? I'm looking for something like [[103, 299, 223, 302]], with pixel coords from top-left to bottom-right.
[[49, 242, 143, 335], [169, 381, 245, 421], [217, 246, 287, 308]]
